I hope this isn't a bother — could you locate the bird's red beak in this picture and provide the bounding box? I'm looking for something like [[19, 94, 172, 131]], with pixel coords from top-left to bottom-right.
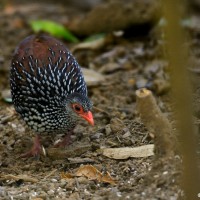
[[79, 111, 94, 126]]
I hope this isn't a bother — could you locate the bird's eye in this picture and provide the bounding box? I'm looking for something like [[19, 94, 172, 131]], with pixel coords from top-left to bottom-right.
[[72, 104, 82, 113]]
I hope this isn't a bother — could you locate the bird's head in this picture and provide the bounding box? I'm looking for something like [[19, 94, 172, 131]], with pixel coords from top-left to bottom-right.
[[66, 93, 94, 126]]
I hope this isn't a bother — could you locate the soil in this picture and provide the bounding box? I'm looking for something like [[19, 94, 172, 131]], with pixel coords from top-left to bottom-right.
[[0, 1, 189, 200]]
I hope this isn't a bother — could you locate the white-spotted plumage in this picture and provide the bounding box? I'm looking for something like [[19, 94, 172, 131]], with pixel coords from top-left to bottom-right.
[[10, 34, 92, 134]]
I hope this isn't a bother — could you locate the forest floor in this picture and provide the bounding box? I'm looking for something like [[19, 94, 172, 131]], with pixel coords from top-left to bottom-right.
[[1, 1, 198, 199]]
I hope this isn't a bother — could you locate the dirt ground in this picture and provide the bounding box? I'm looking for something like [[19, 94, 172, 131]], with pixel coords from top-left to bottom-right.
[[0, 1, 194, 199]]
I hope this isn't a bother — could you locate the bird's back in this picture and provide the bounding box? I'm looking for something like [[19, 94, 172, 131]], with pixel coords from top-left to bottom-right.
[[10, 34, 87, 110], [10, 34, 88, 132]]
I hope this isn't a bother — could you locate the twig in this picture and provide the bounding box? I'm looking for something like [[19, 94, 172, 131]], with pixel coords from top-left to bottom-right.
[[67, 158, 95, 164], [43, 169, 58, 180], [1, 174, 38, 183], [0, 115, 15, 124], [75, 177, 80, 190], [92, 106, 110, 116], [47, 145, 91, 160]]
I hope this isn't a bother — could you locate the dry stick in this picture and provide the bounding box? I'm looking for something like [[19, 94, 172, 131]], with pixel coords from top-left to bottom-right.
[[47, 145, 91, 160], [1, 174, 38, 183], [136, 88, 174, 157], [163, 1, 200, 199], [0, 115, 15, 124], [43, 169, 58, 180]]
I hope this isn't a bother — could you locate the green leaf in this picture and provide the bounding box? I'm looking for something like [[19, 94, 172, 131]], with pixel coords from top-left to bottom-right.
[[29, 20, 79, 43]]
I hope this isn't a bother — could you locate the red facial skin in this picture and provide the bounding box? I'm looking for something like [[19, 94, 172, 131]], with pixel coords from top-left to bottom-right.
[[72, 103, 94, 126]]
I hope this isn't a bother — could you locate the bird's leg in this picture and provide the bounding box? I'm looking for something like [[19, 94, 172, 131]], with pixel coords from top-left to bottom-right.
[[20, 134, 42, 158], [54, 133, 72, 148]]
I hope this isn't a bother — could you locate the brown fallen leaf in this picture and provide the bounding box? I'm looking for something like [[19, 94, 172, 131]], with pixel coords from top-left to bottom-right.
[[61, 165, 116, 185], [100, 171, 116, 185], [76, 165, 116, 185], [99, 144, 154, 159], [60, 172, 74, 179], [76, 165, 102, 180]]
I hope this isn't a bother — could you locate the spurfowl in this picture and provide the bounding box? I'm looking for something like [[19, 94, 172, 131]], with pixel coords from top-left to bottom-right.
[[10, 34, 94, 157]]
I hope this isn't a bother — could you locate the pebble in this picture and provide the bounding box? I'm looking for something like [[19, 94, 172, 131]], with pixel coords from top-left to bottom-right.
[[58, 192, 68, 198], [110, 118, 125, 133], [82, 68, 105, 86], [56, 187, 62, 193], [51, 178, 58, 183], [122, 131, 131, 138], [0, 56, 4, 63], [90, 132, 104, 140], [60, 179, 67, 188], [105, 124, 112, 135], [39, 191, 48, 198], [153, 79, 170, 95], [47, 189, 55, 195], [163, 171, 168, 175], [66, 179, 75, 188], [135, 78, 148, 89], [77, 177, 88, 184], [99, 62, 121, 74], [68, 192, 80, 199]]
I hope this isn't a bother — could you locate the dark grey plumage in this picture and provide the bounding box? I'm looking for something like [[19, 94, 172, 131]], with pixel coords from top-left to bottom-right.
[[10, 34, 93, 134]]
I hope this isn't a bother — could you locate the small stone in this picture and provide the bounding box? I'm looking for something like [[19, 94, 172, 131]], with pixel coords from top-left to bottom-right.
[[135, 78, 148, 89], [60, 179, 67, 188], [18, 125, 25, 133], [66, 179, 75, 188], [0, 56, 4, 63], [68, 192, 80, 200], [77, 177, 88, 184], [8, 139, 15, 146], [105, 124, 112, 135], [90, 132, 104, 140], [163, 171, 168, 175], [56, 187, 62, 193], [51, 178, 58, 183], [1, 89, 12, 103], [99, 62, 121, 74], [122, 131, 131, 138], [11, 123, 17, 129], [153, 79, 170, 95], [58, 192, 67, 197], [82, 68, 105, 86], [47, 189, 55, 195], [110, 118, 125, 133]]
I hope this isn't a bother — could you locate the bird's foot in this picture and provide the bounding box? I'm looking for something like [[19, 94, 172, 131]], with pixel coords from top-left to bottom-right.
[[54, 134, 72, 148], [20, 135, 43, 158]]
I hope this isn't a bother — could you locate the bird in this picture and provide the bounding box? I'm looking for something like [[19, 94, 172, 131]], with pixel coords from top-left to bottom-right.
[[10, 34, 94, 157]]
